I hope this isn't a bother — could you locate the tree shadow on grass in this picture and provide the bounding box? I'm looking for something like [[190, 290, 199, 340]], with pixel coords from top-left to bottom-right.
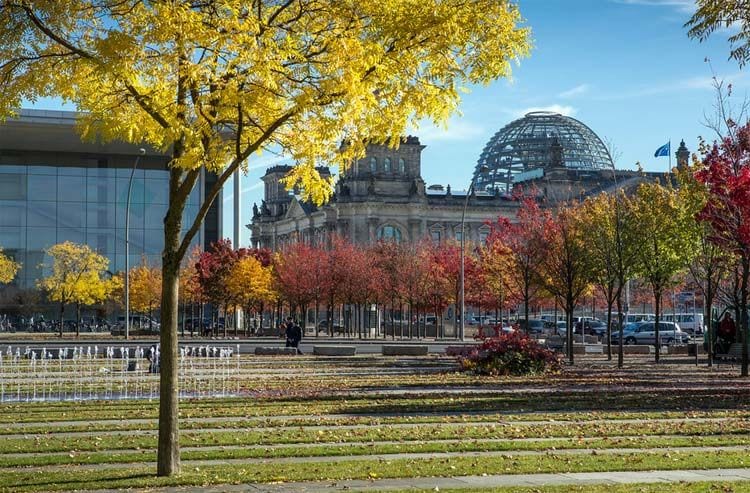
[[5, 471, 157, 492]]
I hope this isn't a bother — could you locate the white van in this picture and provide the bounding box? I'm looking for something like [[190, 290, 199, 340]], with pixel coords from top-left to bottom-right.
[[623, 313, 655, 324], [663, 313, 704, 335]]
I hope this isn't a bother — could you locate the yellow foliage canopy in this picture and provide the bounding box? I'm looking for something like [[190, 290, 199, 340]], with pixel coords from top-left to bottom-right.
[[38, 242, 114, 306], [129, 259, 163, 314], [0, 247, 20, 285], [225, 256, 275, 308], [0, 0, 530, 208]]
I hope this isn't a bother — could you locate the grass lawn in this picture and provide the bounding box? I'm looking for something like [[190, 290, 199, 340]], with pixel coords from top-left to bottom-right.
[[0, 353, 748, 492]]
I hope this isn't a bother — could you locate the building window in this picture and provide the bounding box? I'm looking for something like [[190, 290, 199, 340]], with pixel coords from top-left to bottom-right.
[[430, 229, 441, 243], [479, 227, 490, 244], [383, 157, 391, 173], [454, 228, 463, 242], [377, 225, 402, 242], [370, 157, 377, 173], [399, 158, 406, 174]]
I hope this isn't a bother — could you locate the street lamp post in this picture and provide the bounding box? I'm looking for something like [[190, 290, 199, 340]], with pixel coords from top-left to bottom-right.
[[459, 166, 488, 341], [125, 148, 146, 340]]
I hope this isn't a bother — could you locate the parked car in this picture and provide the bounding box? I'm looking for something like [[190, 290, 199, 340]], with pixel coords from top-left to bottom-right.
[[611, 321, 688, 345], [516, 319, 555, 334], [115, 315, 161, 333], [582, 320, 607, 336], [317, 320, 343, 333], [662, 313, 705, 335], [181, 318, 211, 332]]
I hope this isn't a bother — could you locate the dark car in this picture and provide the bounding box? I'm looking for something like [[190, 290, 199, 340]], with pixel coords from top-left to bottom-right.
[[182, 318, 211, 332], [579, 320, 607, 336], [516, 319, 555, 334], [317, 320, 343, 333]]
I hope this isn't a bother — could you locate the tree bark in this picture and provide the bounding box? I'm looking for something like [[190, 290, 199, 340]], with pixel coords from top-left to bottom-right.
[[616, 289, 624, 368], [59, 301, 65, 338], [157, 222, 181, 476], [654, 290, 661, 364], [741, 255, 749, 377]]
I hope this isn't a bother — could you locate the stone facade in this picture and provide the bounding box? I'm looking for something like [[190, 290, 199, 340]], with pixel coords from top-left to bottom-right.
[[249, 137, 672, 249]]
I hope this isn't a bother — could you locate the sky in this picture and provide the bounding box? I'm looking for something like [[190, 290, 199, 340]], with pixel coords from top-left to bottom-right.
[[26, 0, 748, 247]]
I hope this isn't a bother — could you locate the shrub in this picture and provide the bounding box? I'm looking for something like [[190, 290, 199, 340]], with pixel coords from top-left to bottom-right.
[[459, 329, 562, 376]]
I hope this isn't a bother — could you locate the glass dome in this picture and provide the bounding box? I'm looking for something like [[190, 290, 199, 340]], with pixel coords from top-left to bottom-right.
[[473, 111, 613, 192]]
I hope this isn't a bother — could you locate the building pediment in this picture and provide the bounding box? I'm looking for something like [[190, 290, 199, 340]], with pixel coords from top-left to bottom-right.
[[284, 197, 313, 220]]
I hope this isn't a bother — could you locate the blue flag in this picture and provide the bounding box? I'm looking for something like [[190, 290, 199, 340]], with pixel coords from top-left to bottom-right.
[[654, 142, 670, 158]]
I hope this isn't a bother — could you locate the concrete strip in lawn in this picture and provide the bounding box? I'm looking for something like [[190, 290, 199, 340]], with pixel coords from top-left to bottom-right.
[[82, 468, 750, 492]]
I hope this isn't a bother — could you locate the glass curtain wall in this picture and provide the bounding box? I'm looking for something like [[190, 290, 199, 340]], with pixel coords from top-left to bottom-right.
[[0, 162, 201, 288]]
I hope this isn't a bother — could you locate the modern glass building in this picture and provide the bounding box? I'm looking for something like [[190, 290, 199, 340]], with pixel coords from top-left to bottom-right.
[[0, 109, 221, 289]]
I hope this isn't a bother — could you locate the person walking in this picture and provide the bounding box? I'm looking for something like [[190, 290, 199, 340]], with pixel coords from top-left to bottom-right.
[[717, 312, 737, 354], [285, 319, 303, 355]]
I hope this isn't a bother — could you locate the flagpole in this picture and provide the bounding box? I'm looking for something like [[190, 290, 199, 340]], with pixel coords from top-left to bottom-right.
[[668, 139, 672, 171]]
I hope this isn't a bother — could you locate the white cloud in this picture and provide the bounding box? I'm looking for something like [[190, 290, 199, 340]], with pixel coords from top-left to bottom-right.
[[410, 117, 486, 143], [613, 0, 694, 14], [558, 84, 591, 99], [512, 104, 577, 118], [594, 72, 745, 101], [244, 154, 287, 172]]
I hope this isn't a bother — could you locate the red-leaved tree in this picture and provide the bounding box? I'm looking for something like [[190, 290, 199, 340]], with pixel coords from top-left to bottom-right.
[[487, 197, 548, 334], [696, 121, 750, 376]]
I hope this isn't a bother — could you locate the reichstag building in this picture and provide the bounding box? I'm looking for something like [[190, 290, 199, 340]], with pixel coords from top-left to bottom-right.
[[249, 111, 683, 248]]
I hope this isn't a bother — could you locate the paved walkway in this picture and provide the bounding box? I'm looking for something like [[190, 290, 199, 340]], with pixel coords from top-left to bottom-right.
[[85, 468, 750, 492]]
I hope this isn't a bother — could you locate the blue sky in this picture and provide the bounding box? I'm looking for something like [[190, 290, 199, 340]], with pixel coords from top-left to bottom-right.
[[227, 0, 745, 247], [26, 0, 747, 247]]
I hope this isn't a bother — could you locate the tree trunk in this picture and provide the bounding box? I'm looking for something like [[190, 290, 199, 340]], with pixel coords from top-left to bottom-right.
[[741, 255, 749, 377], [523, 276, 530, 335], [157, 236, 181, 476], [314, 301, 319, 337], [566, 307, 573, 365], [606, 301, 613, 361], [76, 302, 81, 338], [617, 282, 624, 368], [654, 290, 661, 364], [705, 291, 714, 368], [59, 301, 65, 338]]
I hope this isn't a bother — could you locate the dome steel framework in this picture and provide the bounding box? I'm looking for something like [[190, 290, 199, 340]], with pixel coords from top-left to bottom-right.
[[473, 111, 614, 192]]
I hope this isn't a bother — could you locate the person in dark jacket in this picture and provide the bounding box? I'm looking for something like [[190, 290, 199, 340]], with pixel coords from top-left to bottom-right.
[[716, 313, 736, 354], [285, 320, 303, 354]]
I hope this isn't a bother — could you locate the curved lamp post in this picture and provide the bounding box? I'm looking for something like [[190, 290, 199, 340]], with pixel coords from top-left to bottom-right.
[[459, 165, 489, 341], [125, 148, 146, 340]]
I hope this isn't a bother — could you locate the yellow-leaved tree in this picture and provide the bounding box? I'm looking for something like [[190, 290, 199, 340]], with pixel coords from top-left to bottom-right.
[[0, 0, 530, 474], [225, 256, 275, 336], [38, 242, 112, 338], [0, 247, 20, 285], [129, 258, 163, 332]]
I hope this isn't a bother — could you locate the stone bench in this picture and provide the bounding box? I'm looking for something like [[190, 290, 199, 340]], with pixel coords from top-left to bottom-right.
[[572, 335, 599, 344], [545, 336, 564, 349], [622, 345, 651, 354], [667, 344, 689, 355], [254, 347, 298, 356], [313, 345, 356, 356], [444, 346, 474, 357], [382, 345, 429, 356], [716, 342, 744, 362]]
